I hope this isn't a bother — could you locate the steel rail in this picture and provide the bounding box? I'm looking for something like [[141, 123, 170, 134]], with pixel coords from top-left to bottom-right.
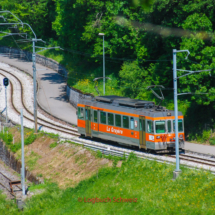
[[1, 67, 78, 132], [179, 154, 215, 163], [1, 67, 215, 173], [0, 71, 80, 136], [168, 155, 215, 168]]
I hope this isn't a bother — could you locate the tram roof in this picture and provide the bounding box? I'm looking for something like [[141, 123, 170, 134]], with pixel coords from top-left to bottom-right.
[[79, 95, 183, 118]]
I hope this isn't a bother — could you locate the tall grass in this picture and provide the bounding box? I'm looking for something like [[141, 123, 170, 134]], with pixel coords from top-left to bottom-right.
[[20, 154, 215, 215], [0, 192, 19, 214]]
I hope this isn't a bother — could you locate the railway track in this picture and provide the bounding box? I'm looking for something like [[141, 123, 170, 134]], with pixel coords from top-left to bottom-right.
[[0, 68, 80, 137], [168, 154, 215, 168], [1, 66, 215, 174]]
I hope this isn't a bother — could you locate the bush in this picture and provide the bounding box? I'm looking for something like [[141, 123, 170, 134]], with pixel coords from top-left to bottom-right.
[[196, 130, 211, 143], [209, 137, 215, 145], [202, 130, 211, 142], [24, 132, 37, 145]]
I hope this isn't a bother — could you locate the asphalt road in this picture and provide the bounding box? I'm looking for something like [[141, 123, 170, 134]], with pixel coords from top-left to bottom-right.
[[0, 55, 215, 155], [0, 55, 77, 125], [184, 141, 215, 156]]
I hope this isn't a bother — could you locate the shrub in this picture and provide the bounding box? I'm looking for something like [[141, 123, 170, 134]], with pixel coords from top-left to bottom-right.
[[209, 137, 215, 145], [25, 132, 37, 145], [202, 130, 211, 142]]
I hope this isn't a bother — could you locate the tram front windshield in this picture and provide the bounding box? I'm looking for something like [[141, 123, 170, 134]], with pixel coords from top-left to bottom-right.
[[173, 119, 183, 132]]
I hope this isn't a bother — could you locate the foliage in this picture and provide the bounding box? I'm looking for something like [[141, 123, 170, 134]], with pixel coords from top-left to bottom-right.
[[0, 0, 56, 39], [25, 151, 42, 171], [2, 0, 215, 138], [24, 132, 37, 145], [19, 155, 215, 214], [0, 130, 13, 145], [96, 150, 103, 158], [209, 137, 215, 145], [0, 192, 19, 214], [39, 131, 59, 140], [49, 142, 58, 148], [96, 149, 126, 168]]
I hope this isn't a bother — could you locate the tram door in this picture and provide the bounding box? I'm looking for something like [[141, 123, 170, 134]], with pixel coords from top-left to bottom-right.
[[139, 116, 146, 149], [85, 106, 91, 137]]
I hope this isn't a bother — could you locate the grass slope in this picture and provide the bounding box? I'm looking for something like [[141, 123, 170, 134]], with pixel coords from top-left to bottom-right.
[[4, 154, 213, 215]]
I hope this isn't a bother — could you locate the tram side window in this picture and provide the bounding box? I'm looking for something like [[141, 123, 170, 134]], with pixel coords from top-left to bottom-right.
[[108, 113, 114, 126], [115, 115, 121, 127], [123, 116, 129, 129], [94, 111, 97, 123], [173, 119, 183, 132], [78, 107, 84, 120], [168, 120, 171, 132], [147, 120, 154, 133], [100, 112, 106, 124], [130, 117, 134, 130], [155, 121, 165, 134]]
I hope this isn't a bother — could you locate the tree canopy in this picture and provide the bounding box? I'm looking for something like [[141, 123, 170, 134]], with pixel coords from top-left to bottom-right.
[[1, 0, 215, 136]]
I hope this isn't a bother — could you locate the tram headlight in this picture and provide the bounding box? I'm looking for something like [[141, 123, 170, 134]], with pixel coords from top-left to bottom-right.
[[156, 136, 160, 139], [179, 134, 183, 138]]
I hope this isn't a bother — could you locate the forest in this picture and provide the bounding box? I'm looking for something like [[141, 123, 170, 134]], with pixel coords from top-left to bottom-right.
[[0, 0, 215, 141]]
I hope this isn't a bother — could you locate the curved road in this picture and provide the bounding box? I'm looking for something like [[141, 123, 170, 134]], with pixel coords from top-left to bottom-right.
[[0, 55, 77, 125], [1, 55, 215, 156]]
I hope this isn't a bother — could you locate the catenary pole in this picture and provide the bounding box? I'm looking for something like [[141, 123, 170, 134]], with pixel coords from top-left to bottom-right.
[[32, 39, 37, 132], [21, 109, 25, 195], [173, 49, 180, 178]]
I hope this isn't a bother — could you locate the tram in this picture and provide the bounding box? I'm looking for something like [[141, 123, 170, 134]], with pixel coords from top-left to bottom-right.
[[77, 95, 184, 151]]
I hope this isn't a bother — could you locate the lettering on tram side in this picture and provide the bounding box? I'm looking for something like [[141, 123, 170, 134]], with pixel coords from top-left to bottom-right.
[[107, 126, 123, 135]]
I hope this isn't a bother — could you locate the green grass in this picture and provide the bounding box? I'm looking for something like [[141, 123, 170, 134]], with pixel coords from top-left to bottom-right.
[[0, 126, 60, 153], [16, 153, 215, 215], [49, 142, 58, 148], [0, 192, 19, 214], [25, 151, 42, 171]]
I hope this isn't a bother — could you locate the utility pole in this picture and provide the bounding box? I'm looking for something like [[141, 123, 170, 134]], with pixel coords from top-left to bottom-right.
[[32, 39, 37, 133], [173, 49, 181, 179], [98, 33, 105, 95], [21, 109, 25, 196], [0, 12, 62, 133], [172, 49, 210, 180]]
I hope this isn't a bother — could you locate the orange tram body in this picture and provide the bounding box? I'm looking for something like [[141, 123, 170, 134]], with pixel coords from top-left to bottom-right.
[[77, 95, 184, 151]]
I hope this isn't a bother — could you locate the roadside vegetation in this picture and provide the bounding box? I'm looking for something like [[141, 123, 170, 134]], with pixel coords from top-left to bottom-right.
[[0, 127, 215, 214], [0, 126, 59, 153], [1, 153, 215, 214]]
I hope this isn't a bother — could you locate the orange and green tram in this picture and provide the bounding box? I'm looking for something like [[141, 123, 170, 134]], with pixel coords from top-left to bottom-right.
[[77, 96, 184, 151]]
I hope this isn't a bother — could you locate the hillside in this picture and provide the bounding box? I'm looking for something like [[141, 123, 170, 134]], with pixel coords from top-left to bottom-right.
[[2, 152, 215, 215]]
